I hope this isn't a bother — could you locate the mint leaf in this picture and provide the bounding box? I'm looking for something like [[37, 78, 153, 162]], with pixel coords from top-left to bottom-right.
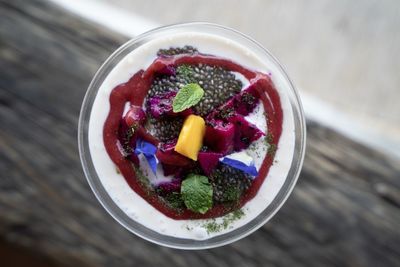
[[181, 174, 213, 214], [172, 83, 204, 113]]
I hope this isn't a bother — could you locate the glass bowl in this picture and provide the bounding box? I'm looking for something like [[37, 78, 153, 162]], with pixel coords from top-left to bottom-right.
[[78, 22, 306, 249]]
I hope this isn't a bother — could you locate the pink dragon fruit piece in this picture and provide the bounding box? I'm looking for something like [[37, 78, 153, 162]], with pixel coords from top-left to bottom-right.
[[161, 163, 182, 177], [148, 91, 176, 119], [204, 118, 235, 155], [156, 140, 192, 167], [179, 108, 193, 117], [218, 83, 260, 117], [206, 83, 260, 123], [155, 178, 182, 195], [198, 151, 223, 176], [233, 88, 259, 116], [228, 115, 265, 151], [148, 91, 192, 119], [156, 65, 176, 76]]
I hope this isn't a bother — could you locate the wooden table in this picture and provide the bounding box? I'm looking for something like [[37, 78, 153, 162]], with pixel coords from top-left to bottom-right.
[[0, 1, 399, 266]]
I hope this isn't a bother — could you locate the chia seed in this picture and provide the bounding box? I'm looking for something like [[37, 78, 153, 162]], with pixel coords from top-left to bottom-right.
[[148, 116, 183, 142], [209, 164, 252, 203], [157, 45, 198, 56], [216, 106, 235, 120]]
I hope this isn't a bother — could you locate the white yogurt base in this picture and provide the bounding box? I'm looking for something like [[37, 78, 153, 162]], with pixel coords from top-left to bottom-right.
[[88, 32, 295, 240]]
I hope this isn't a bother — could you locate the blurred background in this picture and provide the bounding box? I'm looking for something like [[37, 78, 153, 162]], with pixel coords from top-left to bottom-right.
[[71, 0, 400, 157], [1, 0, 399, 266]]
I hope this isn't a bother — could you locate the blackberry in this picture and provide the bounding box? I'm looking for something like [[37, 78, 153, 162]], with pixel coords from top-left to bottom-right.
[[148, 116, 183, 142], [157, 45, 198, 56], [209, 164, 252, 203]]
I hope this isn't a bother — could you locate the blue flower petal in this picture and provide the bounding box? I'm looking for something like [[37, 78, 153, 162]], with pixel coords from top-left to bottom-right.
[[145, 154, 158, 175], [220, 157, 258, 178], [134, 139, 158, 175], [134, 139, 157, 156]]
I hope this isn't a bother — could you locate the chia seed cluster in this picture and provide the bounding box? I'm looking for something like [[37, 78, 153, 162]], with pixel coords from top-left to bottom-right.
[[157, 45, 198, 56], [148, 116, 183, 142], [209, 165, 252, 203], [148, 47, 243, 116], [191, 65, 242, 116], [148, 75, 181, 98], [145, 46, 255, 208]]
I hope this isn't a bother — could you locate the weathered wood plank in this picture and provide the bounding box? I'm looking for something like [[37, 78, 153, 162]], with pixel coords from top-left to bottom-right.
[[0, 1, 399, 266]]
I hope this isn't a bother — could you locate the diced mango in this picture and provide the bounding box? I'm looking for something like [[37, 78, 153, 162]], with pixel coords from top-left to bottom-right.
[[175, 115, 205, 161]]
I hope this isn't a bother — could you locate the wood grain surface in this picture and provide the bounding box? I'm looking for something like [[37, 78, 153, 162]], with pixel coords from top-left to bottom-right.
[[0, 1, 399, 266]]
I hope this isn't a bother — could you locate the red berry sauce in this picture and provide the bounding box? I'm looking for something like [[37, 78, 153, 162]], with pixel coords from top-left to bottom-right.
[[103, 53, 283, 219]]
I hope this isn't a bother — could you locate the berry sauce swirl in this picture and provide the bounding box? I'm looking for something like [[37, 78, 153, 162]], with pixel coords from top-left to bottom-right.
[[103, 53, 283, 219]]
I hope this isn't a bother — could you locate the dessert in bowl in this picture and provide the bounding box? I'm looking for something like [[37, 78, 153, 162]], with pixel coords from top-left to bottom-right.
[[79, 23, 306, 248]]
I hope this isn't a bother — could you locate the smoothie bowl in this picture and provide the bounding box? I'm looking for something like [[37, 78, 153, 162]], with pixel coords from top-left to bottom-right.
[[78, 23, 306, 249]]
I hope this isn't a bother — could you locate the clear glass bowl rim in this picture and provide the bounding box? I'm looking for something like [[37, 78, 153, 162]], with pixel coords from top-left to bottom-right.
[[78, 22, 306, 250]]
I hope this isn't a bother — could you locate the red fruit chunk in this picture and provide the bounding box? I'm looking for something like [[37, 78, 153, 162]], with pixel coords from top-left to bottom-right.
[[156, 140, 192, 167], [198, 151, 222, 175], [157, 65, 176, 76], [117, 118, 158, 166], [204, 119, 235, 155], [129, 153, 140, 165], [233, 90, 258, 116], [217, 83, 259, 118], [136, 126, 159, 146], [179, 108, 193, 117], [148, 91, 192, 119], [161, 164, 182, 176], [155, 178, 182, 195], [228, 115, 265, 151], [124, 105, 146, 126]]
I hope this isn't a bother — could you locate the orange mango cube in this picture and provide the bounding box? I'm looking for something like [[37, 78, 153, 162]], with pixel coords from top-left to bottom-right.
[[174, 115, 206, 161]]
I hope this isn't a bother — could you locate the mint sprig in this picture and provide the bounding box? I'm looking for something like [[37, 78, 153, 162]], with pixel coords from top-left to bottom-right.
[[181, 174, 213, 214], [172, 83, 204, 113]]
